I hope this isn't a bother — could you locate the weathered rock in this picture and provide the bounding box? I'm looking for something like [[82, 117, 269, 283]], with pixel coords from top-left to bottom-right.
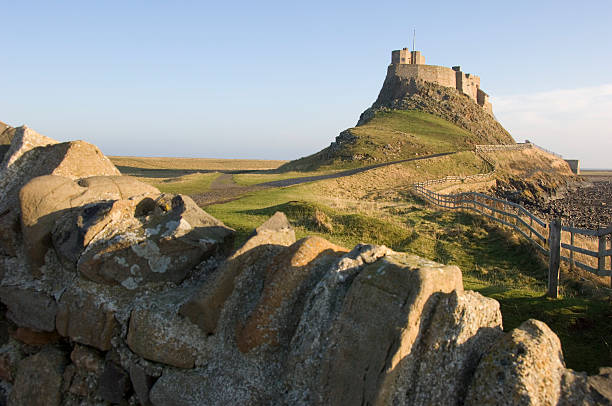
[[236, 236, 346, 352], [388, 290, 503, 405], [0, 126, 58, 171], [0, 287, 57, 332], [8, 346, 67, 406], [285, 244, 394, 402], [20, 175, 159, 267], [180, 212, 295, 333], [130, 362, 157, 406], [74, 193, 234, 289], [127, 306, 207, 369], [0, 132, 120, 259], [318, 254, 463, 405], [56, 287, 118, 351], [98, 362, 131, 404], [10, 328, 60, 346], [465, 319, 567, 405]]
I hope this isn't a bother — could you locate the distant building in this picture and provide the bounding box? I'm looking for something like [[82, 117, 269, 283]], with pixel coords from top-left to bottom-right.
[[389, 49, 492, 114]]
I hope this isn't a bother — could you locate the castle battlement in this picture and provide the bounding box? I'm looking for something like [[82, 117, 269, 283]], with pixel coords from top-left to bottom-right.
[[389, 49, 492, 114]]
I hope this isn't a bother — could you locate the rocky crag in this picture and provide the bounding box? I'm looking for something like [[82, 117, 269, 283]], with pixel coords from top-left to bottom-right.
[[361, 78, 514, 145], [0, 124, 609, 405]]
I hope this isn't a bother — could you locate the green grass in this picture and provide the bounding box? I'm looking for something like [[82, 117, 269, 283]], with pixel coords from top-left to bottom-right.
[[144, 172, 221, 195], [205, 186, 612, 374], [282, 110, 482, 171]]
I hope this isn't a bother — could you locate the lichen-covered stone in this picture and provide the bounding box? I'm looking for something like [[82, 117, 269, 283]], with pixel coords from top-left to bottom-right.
[[465, 319, 566, 405], [56, 287, 119, 351], [74, 194, 234, 288], [127, 306, 207, 369], [8, 346, 67, 406], [180, 211, 295, 333]]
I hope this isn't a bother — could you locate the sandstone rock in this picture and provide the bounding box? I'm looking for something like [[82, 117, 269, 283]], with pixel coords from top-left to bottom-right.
[[55, 287, 118, 351], [98, 362, 131, 404], [10, 328, 60, 346], [0, 126, 58, 171], [127, 306, 207, 369], [236, 236, 346, 352], [319, 254, 463, 405], [130, 362, 157, 406], [464, 319, 566, 405], [0, 133, 120, 259], [0, 139, 120, 214], [180, 212, 295, 333], [20, 174, 159, 267], [8, 346, 67, 406], [388, 290, 503, 405], [74, 194, 234, 289], [0, 287, 57, 332], [285, 244, 393, 402]]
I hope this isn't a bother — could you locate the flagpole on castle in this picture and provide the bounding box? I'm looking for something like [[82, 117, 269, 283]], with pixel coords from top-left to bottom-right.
[[412, 28, 416, 52]]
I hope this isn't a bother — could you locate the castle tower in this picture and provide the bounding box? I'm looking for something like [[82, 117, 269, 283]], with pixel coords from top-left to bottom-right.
[[391, 48, 425, 65]]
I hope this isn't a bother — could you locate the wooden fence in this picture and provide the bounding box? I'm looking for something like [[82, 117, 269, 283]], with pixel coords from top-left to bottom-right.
[[412, 182, 612, 297]]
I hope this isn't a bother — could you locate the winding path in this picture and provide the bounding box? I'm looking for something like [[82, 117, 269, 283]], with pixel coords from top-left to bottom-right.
[[191, 152, 456, 206]]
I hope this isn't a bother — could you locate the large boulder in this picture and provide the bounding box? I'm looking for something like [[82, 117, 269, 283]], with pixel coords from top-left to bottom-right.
[[0, 129, 120, 257], [20, 175, 159, 268], [465, 319, 612, 406], [59, 193, 234, 288], [180, 211, 296, 334]]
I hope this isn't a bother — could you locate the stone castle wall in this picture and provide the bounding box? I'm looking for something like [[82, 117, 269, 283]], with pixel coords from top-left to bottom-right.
[[389, 64, 456, 89], [388, 63, 492, 114]]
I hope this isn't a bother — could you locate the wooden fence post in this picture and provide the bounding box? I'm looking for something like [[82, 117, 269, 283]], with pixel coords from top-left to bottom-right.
[[598, 234, 606, 276], [547, 219, 561, 298], [569, 224, 575, 272]]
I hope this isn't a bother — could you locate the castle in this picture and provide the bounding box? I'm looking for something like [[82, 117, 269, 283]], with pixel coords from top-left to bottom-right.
[[389, 48, 493, 114]]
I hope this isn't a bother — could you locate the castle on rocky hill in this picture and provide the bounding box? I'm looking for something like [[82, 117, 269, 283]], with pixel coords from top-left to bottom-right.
[[389, 48, 493, 114]]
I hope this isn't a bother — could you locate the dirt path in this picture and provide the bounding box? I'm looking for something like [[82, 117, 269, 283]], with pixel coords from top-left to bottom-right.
[[191, 152, 456, 206]]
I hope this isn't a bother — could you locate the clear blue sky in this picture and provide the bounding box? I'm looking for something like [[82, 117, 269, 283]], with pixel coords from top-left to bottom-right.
[[2, 0, 611, 167]]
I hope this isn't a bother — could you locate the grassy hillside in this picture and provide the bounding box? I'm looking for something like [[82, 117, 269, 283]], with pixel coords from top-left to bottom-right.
[[281, 110, 488, 171]]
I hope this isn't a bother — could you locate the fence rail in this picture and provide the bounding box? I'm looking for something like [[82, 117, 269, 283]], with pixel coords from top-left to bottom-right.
[[412, 181, 612, 297]]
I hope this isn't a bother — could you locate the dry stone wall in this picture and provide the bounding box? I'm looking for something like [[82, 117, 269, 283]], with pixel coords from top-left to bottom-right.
[[0, 125, 609, 405]]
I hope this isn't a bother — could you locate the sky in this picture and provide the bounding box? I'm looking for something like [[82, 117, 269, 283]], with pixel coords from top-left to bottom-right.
[[1, 0, 611, 168]]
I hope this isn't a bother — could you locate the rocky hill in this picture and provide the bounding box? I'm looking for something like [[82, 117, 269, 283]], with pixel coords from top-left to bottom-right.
[[281, 74, 515, 172], [0, 125, 609, 405]]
